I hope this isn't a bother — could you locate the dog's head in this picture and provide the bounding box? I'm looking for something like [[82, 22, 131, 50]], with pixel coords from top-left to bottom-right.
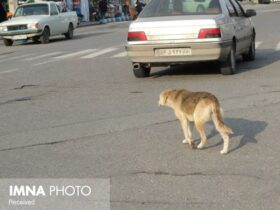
[[158, 89, 173, 107]]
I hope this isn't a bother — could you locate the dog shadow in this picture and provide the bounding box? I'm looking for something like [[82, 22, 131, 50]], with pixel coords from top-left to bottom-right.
[[202, 118, 268, 153]]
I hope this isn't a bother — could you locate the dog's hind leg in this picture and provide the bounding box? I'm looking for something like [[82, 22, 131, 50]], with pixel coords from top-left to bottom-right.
[[211, 104, 231, 154], [194, 104, 211, 149], [219, 132, 229, 154]]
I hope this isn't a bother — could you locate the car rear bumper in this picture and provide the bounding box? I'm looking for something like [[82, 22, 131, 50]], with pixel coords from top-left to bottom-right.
[[126, 40, 232, 65]]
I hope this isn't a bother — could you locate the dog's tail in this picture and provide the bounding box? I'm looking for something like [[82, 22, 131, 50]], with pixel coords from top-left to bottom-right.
[[211, 101, 233, 134]]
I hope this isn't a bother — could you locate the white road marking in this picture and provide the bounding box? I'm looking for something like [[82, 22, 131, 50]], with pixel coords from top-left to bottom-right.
[[81, 47, 117, 59], [75, 31, 111, 36], [0, 68, 19, 74], [54, 49, 96, 59], [23, 52, 63, 61], [275, 42, 280, 51], [32, 59, 59, 66], [0, 54, 11, 59], [112, 51, 127, 58], [255, 41, 262, 49], [0, 54, 33, 63]]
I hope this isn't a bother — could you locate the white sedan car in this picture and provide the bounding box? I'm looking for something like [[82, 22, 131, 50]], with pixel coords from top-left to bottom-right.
[[0, 2, 78, 46], [126, 0, 256, 77]]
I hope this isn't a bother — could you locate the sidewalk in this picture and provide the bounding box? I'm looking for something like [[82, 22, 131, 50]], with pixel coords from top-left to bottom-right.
[[240, 0, 280, 10], [240, 0, 280, 4]]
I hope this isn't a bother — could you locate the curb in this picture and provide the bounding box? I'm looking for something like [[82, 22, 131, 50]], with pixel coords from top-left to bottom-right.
[[98, 16, 133, 24], [78, 21, 100, 27]]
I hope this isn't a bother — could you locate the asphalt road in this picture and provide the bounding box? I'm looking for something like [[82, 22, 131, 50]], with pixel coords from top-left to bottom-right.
[[0, 3, 280, 210]]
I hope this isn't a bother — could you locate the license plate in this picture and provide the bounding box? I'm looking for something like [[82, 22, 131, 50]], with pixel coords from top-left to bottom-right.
[[13, 35, 27, 40], [155, 48, 192, 57]]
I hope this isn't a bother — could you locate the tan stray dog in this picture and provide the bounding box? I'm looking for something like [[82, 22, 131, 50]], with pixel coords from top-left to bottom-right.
[[158, 89, 233, 154]]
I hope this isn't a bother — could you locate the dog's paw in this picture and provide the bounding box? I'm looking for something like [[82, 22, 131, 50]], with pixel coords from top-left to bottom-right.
[[197, 143, 205, 149], [182, 139, 188, 144], [190, 141, 197, 149], [220, 150, 229, 155]]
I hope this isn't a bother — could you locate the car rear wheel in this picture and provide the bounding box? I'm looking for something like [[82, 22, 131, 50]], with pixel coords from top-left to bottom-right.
[[242, 36, 255, 61], [40, 27, 50, 44], [133, 64, 151, 78], [64, 24, 74, 39], [3, 39, 13, 46], [220, 44, 236, 75]]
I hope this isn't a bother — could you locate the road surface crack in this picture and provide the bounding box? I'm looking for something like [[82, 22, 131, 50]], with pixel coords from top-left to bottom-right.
[[14, 84, 39, 90], [0, 97, 33, 106], [126, 170, 262, 180]]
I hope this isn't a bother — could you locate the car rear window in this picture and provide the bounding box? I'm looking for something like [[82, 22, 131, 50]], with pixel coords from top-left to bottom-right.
[[140, 0, 222, 17]]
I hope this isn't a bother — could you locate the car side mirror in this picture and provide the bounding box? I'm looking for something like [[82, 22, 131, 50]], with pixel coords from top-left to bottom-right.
[[245, 9, 256, 17]]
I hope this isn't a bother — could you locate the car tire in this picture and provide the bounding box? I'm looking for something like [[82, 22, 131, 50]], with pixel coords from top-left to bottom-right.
[[40, 27, 50, 44], [220, 43, 236, 75], [242, 36, 255, 61], [64, 23, 74, 39], [3, 39, 13, 46], [32, 36, 40, 43], [133, 64, 151, 78]]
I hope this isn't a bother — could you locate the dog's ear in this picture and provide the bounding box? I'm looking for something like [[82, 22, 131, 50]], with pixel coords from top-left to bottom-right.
[[162, 89, 172, 105], [163, 92, 169, 104]]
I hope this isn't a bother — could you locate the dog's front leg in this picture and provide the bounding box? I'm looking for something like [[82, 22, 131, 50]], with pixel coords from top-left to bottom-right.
[[176, 113, 196, 149]]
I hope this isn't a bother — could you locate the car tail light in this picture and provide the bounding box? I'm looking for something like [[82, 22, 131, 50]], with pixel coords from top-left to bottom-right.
[[127, 31, 147, 41], [198, 28, 221, 39]]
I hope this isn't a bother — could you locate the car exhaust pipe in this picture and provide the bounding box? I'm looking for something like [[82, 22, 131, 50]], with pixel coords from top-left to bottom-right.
[[133, 63, 140, 70]]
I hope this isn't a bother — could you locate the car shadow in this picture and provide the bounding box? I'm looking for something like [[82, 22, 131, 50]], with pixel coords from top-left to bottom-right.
[[150, 62, 220, 78], [150, 48, 280, 77], [202, 117, 268, 153], [238, 49, 280, 73]]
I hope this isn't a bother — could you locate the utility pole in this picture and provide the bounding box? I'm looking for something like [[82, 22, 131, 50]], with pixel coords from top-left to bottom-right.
[[8, 0, 17, 13]]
